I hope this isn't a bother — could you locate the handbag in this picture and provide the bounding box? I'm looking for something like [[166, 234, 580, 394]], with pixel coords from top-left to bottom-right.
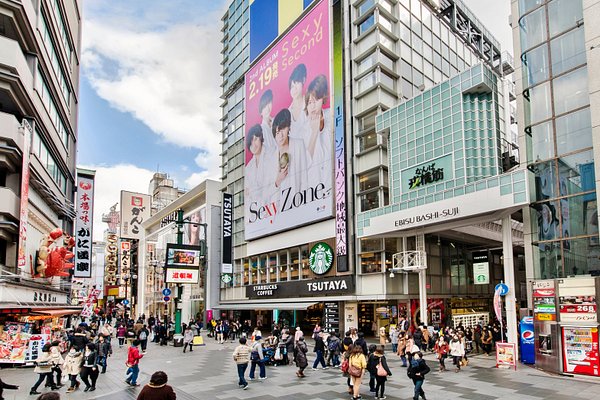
[[340, 358, 349, 374], [250, 351, 260, 362], [274, 348, 282, 360], [376, 359, 387, 377], [348, 363, 362, 378]]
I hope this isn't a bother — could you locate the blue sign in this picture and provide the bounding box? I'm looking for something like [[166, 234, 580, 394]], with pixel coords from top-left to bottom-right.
[[495, 283, 509, 296], [520, 316, 535, 364], [122, 299, 129, 305], [162, 288, 172, 296], [163, 296, 171, 302]]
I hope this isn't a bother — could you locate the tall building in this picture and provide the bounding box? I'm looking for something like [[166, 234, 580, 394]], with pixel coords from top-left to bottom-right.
[[513, 0, 600, 376], [219, 0, 522, 337], [0, 0, 82, 303], [149, 172, 187, 215]]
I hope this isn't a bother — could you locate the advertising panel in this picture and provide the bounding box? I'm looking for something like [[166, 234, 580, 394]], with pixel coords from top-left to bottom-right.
[[104, 234, 118, 286], [472, 251, 489, 285], [562, 326, 600, 376], [120, 191, 151, 240], [246, 275, 353, 299], [496, 342, 517, 369], [74, 171, 95, 278], [244, 0, 332, 240], [17, 119, 33, 270], [520, 316, 535, 364], [533, 280, 556, 321], [222, 193, 233, 275], [166, 244, 202, 268], [165, 269, 200, 284], [249, 0, 318, 63], [558, 278, 597, 323]]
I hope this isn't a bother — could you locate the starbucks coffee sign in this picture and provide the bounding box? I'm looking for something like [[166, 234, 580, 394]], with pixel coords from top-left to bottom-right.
[[310, 242, 333, 275], [246, 275, 354, 299]]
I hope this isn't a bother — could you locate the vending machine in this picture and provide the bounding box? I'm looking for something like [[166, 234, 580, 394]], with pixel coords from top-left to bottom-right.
[[533, 280, 561, 373], [561, 325, 600, 376]]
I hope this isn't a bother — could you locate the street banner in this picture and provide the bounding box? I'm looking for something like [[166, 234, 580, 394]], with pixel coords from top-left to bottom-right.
[[120, 191, 151, 240], [17, 120, 33, 270], [74, 171, 95, 278]]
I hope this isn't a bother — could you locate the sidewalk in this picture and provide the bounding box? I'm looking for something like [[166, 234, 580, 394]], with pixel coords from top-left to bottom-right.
[[0, 335, 598, 400]]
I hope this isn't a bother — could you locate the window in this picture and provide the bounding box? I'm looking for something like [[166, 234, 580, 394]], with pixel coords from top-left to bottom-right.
[[359, 134, 378, 152], [33, 129, 68, 193], [528, 121, 554, 162], [358, 71, 377, 92], [360, 112, 377, 132], [35, 70, 69, 149], [522, 44, 549, 87], [555, 108, 592, 155], [359, 13, 375, 35], [519, 0, 544, 15], [40, 15, 70, 106], [49, 0, 73, 63], [524, 81, 552, 124], [360, 238, 383, 273], [550, 27, 586, 76], [548, 0, 583, 37], [358, 0, 375, 17], [359, 169, 380, 192], [553, 66, 589, 115], [360, 191, 379, 211], [519, 6, 547, 51]]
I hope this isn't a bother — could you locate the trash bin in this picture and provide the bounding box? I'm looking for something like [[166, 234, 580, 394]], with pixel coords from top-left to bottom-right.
[[173, 334, 184, 347]]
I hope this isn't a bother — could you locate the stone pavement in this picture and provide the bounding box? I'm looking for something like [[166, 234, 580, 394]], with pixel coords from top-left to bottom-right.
[[1, 336, 600, 400]]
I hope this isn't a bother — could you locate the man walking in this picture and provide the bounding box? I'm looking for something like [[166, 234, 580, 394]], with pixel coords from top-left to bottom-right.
[[125, 340, 144, 386], [232, 337, 251, 389]]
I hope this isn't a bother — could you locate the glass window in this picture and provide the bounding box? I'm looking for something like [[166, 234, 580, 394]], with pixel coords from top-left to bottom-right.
[[519, 7, 547, 51], [556, 108, 592, 155], [357, 52, 376, 75], [361, 238, 383, 252], [358, 71, 377, 92], [550, 27, 586, 76], [402, 78, 413, 99], [361, 252, 382, 273], [358, 0, 375, 17], [553, 66, 589, 115], [525, 82, 552, 124], [522, 44, 549, 87], [361, 191, 379, 211], [360, 111, 377, 131], [548, 0, 583, 37], [533, 160, 558, 201], [519, 0, 544, 15], [359, 13, 375, 35], [359, 133, 378, 152], [380, 70, 395, 89], [558, 150, 594, 196], [529, 121, 554, 162], [399, 5, 410, 26], [533, 200, 561, 241], [359, 170, 380, 192], [379, 13, 393, 32]]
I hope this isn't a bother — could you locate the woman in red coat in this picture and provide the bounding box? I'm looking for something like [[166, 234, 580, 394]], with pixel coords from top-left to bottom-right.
[[137, 371, 176, 400]]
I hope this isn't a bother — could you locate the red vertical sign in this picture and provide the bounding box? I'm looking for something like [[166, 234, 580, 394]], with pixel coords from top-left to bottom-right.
[[17, 120, 33, 270]]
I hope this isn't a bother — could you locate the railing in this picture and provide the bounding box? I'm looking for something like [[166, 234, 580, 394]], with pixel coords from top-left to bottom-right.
[[391, 251, 427, 272]]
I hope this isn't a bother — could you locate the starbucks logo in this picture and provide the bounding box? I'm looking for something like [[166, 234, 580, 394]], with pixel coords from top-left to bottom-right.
[[221, 274, 232, 284], [309, 242, 333, 275]]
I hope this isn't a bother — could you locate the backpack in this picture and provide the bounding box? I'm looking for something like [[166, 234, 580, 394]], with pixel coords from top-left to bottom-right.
[[328, 339, 339, 352], [139, 331, 147, 340]]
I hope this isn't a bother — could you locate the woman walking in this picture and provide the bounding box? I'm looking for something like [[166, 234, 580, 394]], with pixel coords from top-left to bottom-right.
[[449, 335, 465, 372], [80, 343, 99, 392], [407, 352, 430, 400], [117, 324, 126, 348], [63, 346, 83, 393], [183, 326, 194, 353], [295, 336, 308, 377], [397, 334, 408, 367], [29, 344, 56, 395], [348, 344, 367, 400], [434, 336, 449, 372], [373, 345, 392, 400]]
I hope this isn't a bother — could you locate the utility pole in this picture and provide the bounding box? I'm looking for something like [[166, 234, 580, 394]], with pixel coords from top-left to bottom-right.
[[174, 208, 184, 335]]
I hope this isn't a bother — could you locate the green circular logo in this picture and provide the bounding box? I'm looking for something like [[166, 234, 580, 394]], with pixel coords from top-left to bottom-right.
[[221, 274, 232, 283], [309, 242, 334, 275]]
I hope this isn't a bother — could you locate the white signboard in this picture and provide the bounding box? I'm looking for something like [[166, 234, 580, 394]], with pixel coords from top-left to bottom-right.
[[120, 191, 151, 240], [473, 262, 490, 285], [165, 268, 199, 284], [74, 172, 95, 278]]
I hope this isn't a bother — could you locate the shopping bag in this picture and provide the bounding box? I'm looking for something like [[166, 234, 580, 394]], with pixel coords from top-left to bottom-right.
[[274, 347, 282, 360]]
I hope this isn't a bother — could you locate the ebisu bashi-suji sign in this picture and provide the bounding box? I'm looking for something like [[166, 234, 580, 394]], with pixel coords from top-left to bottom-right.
[[401, 154, 453, 193]]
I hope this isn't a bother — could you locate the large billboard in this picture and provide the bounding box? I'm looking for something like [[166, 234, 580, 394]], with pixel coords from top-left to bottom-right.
[[249, 0, 318, 63], [244, 0, 332, 240], [74, 171, 95, 278], [120, 191, 151, 240]]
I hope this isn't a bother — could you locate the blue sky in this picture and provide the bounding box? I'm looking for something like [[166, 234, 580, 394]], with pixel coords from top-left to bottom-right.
[[78, 0, 512, 239]]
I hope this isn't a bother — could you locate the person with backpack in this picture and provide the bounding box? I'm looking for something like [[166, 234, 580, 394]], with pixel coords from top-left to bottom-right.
[[326, 332, 341, 367], [249, 336, 266, 380], [407, 351, 430, 400], [138, 325, 150, 353], [372, 345, 392, 400]]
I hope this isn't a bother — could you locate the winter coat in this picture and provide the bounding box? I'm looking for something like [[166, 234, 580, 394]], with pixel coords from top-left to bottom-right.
[[70, 332, 89, 351], [127, 345, 143, 366], [407, 358, 430, 381], [49, 346, 64, 367], [434, 341, 449, 357], [449, 340, 465, 357], [373, 354, 392, 380], [97, 341, 112, 357], [63, 351, 83, 375], [82, 350, 98, 368], [251, 341, 264, 361], [295, 341, 308, 368], [34, 352, 53, 374], [136, 383, 176, 400], [117, 326, 126, 338], [313, 336, 325, 353], [232, 344, 251, 364], [354, 338, 368, 355], [284, 334, 294, 355], [183, 329, 194, 344], [413, 329, 423, 347]]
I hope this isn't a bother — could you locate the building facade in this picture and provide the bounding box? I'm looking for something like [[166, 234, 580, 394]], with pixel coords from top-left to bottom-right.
[[0, 0, 82, 303], [218, 0, 523, 334]]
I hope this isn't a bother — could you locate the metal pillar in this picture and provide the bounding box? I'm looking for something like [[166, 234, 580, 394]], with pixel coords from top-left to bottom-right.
[[416, 234, 428, 326], [174, 208, 184, 335], [502, 216, 519, 357]]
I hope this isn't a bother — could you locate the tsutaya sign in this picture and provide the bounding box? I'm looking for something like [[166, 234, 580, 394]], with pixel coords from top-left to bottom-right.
[[360, 174, 529, 237], [246, 275, 354, 299]]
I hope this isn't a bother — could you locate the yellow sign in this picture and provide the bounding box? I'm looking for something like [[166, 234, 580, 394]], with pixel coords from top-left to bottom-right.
[[535, 313, 555, 321], [192, 335, 204, 346], [107, 288, 119, 296]]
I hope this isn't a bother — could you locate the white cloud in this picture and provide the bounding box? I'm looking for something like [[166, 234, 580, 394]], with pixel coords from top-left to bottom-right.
[[82, 164, 155, 241], [81, 10, 223, 170]]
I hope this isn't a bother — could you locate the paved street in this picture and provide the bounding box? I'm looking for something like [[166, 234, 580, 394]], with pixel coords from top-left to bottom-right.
[[2, 336, 600, 400]]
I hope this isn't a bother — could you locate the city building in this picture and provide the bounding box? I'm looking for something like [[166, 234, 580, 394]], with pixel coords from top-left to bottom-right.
[[149, 172, 187, 215], [139, 179, 222, 324], [0, 0, 82, 309], [218, 0, 523, 336], [512, 0, 600, 377]]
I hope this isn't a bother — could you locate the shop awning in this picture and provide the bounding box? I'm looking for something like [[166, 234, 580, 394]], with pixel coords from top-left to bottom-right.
[[219, 302, 317, 311], [31, 308, 82, 316]]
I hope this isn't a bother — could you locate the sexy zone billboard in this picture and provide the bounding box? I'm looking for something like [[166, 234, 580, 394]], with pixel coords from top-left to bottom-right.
[[244, 0, 332, 240]]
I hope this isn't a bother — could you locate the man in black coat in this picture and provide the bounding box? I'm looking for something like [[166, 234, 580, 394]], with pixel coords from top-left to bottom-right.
[[354, 332, 368, 355]]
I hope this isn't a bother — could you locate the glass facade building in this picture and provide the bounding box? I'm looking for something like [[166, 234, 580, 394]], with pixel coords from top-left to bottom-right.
[[515, 0, 599, 279]]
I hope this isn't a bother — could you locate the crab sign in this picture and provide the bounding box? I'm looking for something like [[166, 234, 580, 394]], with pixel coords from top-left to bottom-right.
[[35, 229, 75, 278]]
